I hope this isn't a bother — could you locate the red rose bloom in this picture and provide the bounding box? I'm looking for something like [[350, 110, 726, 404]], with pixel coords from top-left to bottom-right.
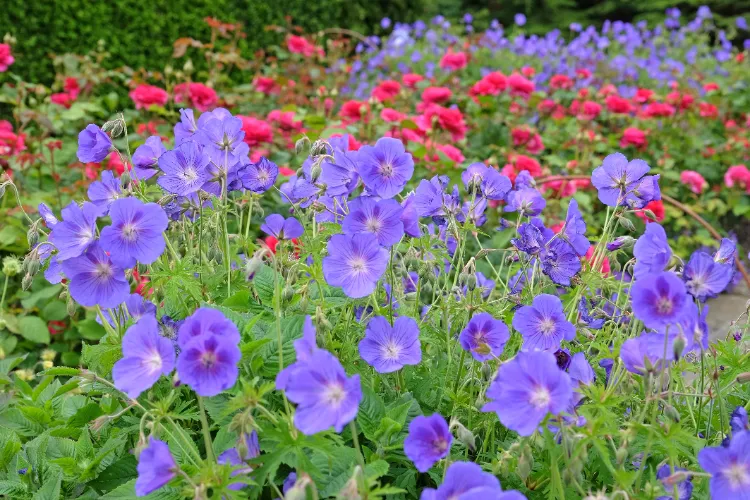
[[402, 73, 424, 89], [238, 116, 273, 147], [439, 50, 468, 71], [129, 84, 169, 110], [340, 100, 369, 122], [421, 87, 452, 104], [174, 82, 218, 112], [372, 80, 401, 102]]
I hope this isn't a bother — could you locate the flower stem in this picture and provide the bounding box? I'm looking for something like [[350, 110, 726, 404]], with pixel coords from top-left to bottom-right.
[[197, 396, 215, 463]]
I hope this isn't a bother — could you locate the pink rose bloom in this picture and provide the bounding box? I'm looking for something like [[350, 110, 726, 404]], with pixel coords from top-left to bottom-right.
[[434, 144, 464, 164], [371, 80, 401, 102], [267, 110, 302, 133], [402, 73, 424, 89], [238, 116, 273, 147], [286, 35, 319, 57], [174, 83, 218, 112], [339, 100, 368, 122], [680, 171, 708, 194], [620, 127, 647, 149], [420, 87, 452, 104], [725, 165, 750, 192], [254, 76, 279, 95], [50, 92, 75, 108], [439, 50, 468, 71], [129, 84, 169, 110], [507, 73, 535, 98], [380, 108, 406, 123], [0, 44, 14, 72]]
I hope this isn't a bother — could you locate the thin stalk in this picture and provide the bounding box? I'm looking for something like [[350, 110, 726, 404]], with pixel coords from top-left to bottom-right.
[[197, 396, 215, 463]]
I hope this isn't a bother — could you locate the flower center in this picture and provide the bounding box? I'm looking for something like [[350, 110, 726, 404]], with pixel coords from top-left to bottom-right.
[[258, 170, 270, 182], [349, 257, 368, 274], [122, 223, 139, 242], [432, 438, 449, 453], [181, 167, 198, 182], [365, 217, 382, 233], [323, 382, 346, 408], [379, 162, 394, 178], [529, 386, 551, 409], [144, 350, 163, 373], [383, 342, 401, 360], [200, 351, 217, 369], [539, 318, 556, 335], [726, 462, 750, 488], [94, 263, 113, 281], [657, 297, 673, 314]]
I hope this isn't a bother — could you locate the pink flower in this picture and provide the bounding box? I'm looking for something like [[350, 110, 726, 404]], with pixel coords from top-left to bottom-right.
[[129, 84, 169, 110], [699, 102, 719, 119], [605, 95, 632, 114], [501, 154, 542, 182], [173, 83, 218, 112], [439, 50, 468, 71], [64, 78, 81, 99], [417, 105, 467, 141], [0, 44, 14, 72], [286, 35, 320, 57], [579, 101, 602, 120], [470, 72, 507, 97], [402, 73, 424, 89], [254, 76, 279, 95], [50, 92, 75, 108], [107, 152, 127, 175], [620, 127, 647, 149], [432, 144, 464, 164], [380, 108, 406, 122], [238, 116, 273, 147], [549, 74, 573, 90], [372, 80, 401, 102], [421, 87, 452, 104], [585, 245, 610, 275], [680, 171, 708, 194], [725, 165, 750, 192], [0, 121, 25, 157], [267, 110, 302, 133], [507, 73, 535, 98], [340, 100, 368, 122]]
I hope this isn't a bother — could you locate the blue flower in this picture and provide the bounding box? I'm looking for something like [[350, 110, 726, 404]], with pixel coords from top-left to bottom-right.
[[77, 124, 112, 163], [403, 414, 452, 472], [99, 197, 169, 268], [356, 137, 414, 198]]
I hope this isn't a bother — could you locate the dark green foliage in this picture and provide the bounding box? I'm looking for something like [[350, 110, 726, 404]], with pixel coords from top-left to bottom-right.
[[2, 0, 424, 84]]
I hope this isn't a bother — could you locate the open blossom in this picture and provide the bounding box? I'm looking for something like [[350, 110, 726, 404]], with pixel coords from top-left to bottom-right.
[[343, 197, 404, 247], [157, 140, 211, 195], [61, 241, 130, 308], [633, 223, 672, 279], [421, 87, 452, 104], [404, 414, 452, 472], [284, 349, 361, 434], [136, 438, 177, 496], [77, 124, 112, 163], [323, 233, 388, 298], [87, 170, 121, 215], [372, 80, 401, 102], [439, 50, 468, 70], [238, 115, 272, 147], [174, 82, 218, 111], [513, 294, 576, 351], [261, 214, 304, 240], [504, 188, 546, 217], [631, 271, 689, 328], [99, 197, 169, 268], [725, 165, 750, 192], [421, 461, 526, 499], [508, 73, 535, 98], [359, 316, 421, 373], [132, 136, 166, 180], [50, 201, 99, 260], [483, 351, 573, 436], [129, 84, 169, 109], [0, 44, 14, 72], [287, 35, 319, 57], [356, 137, 414, 198], [591, 152, 659, 208], [620, 127, 647, 149], [459, 312, 510, 361], [113, 315, 175, 398], [698, 431, 750, 498], [683, 251, 734, 301], [680, 170, 707, 194], [340, 100, 368, 121]]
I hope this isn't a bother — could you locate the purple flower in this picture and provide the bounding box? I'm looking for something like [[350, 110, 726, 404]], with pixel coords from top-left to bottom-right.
[[284, 349, 362, 434], [504, 188, 546, 217], [540, 239, 581, 286], [132, 136, 166, 181], [515, 171, 535, 190], [356, 137, 414, 198], [414, 176, 449, 217], [515, 13, 527, 26], [77, 124, 112, 163], [403, 414, 452, 472], [511, 223, 546, 255], [177, 307, 241, 349], [715, 238, 737, 265], [461, 163, 511, 201], [157, 141, 211, 196], [401, 195, 421, 238], [631, 272, 689, 328], [633, 223, 672, 279], [49, 201, 98, 260], [276, 316, 321, 390], [240, 157, 279, 193], [61, 242, 130, 308], [261, 214, 304, 240], [217, 431, 260, 491], [136, 439, 177, 497], [731, 407, 749, 434], [176, 331, 241, 396], [174, 109, 199, 145], [563, 199, 588, 256], [323, 233, 389, 298], [579, 297, 604, 329], [99, 197, 169, 268], [483, 351, 573, 436], [619, 332, 671, 374], [459, 312, 510, 361], [359, 316, 421, 373], [684, 251, 734, 301], [320, 150, 360, 196], [343, 197, 404, 247], [473, 271, 495, 299], [101, 293, 157, 328], [568, 352, 595, 386], [591, 153, 658, 208], [197, 110, 245, 154], [698, 431, 750, 498], [512, 294, 576, 351], [112, 316, 175, 398], [607, 235, 635, 252], [420, 461, 525, 499], [38, 203, 58, 228], [655, 464, 693, 500], [87, 170, 121, 215]]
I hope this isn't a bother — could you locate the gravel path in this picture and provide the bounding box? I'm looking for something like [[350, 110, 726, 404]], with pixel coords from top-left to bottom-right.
[[707, 281, 748, 341]]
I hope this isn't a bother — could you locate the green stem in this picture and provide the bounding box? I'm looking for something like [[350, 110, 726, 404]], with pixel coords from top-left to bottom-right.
[[0, 274, 8, 311], [197, 396, 215, 463]]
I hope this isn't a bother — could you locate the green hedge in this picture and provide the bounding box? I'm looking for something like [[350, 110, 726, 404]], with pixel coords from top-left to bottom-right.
[[2, 0, 424, 84]]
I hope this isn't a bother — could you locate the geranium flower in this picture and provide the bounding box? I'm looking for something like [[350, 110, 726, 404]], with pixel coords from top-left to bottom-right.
[[359, 316, 421, 373], [403, 414, 452, 472]]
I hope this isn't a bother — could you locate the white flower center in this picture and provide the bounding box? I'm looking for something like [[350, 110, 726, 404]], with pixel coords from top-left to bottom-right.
[[383, 342, 401, 360], [349, 257, 368, 274], [657, 297, 673, 314], [144, 350, 163, 374], [94, 263, 113, 281], [181, 167, 198, 183], [379, 162, 394, 178], [539, 318, 556, 335], [122, 223, 139, 242], [366, 217, 382, 234], [726, 462, 750, 488], [529, 386, 551, 409], [323, 383, 346, 408]]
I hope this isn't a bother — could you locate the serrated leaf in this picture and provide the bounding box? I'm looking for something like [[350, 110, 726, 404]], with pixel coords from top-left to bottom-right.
[[68, 402, 104, 428], [81, 342, 121, 376], [357, 386, 385, 442], [364, 459, 389, 480], [77, 319, 106, 341]]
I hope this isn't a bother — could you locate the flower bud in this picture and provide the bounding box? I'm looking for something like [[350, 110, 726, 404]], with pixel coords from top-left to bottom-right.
[[517, 444, 533, 481], [736, 372, 750, 384], [2, 256, 22, 277], [283, 286, 295, 302], [663, 404, 680, 423], [41, 349, 57, 362], [21, 273, 33, 291], [466, 274, 477, 291], [616, 215, 636, 232], [453, 421, 476, 452], [26, 225, 39, 248], [23, 255, 40, 276], [606, 235, 635, 251], [294, 137, 309, 156], [67, 296, 77, 317], [310, 163, 322, 183], [615, 447, 628, 465], [41, 360, 53, 370], [672, 336, 686, 361]]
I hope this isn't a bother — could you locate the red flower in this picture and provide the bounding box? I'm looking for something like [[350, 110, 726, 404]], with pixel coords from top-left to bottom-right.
[[501, 154, 542, 182], [641, 102, 676, 118], [511, 127, 544, 154], [699, 102, 718, 119], [521, 66, 536, 77], [507, 73, 535, 98], [173, 82, 218, 112], [107, 152, 128, 175], [605, 95, 633, 114], [50, 92, 75, 108], [48, 320, 66, 335], [417, 105, 467, 141], [267, 110, 302, 133], [287, 35, 320, 57], [549, 74, 573, 90], [635, 200, 665, 223], [0, 44, 14, 72], [585, 245, 610, 275], [254, 76, 279, 95], [340, 100, 369, 122], [579, 101, 602, 120], [238, 116, 273, 147], [620, 127, 647, 149], [703, 82, 719, 92], [372, 80, 401, 102], [381, 108, 406, 122], [279, 166, 296, 177], [633, 88, 654, 103], [64, 77, 80, 99], [439, 50, 468, 71]]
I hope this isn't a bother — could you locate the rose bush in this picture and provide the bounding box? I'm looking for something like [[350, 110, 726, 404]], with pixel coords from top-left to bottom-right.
[[0, 7, 749, 500]]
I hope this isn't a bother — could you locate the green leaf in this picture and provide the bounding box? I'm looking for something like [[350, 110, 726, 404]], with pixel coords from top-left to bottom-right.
[[357, 386, 385, 442], [42, 366, 81, 377], [18, 316, 51, 344], [21, 284, 62, 309], [68, 403, 104, 428], [41, 300, 68, 321], [81, 342, 121, 376], [77, 319, 106, 341], [0, 354, 27, 375], [100, 478, 183, 499], [89, 455, 137, 492], [364, 459, 389, 480]]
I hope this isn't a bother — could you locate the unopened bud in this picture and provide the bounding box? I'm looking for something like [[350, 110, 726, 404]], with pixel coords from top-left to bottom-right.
[[21, 273, 33, 291], [26, 226, 39, 248], [517, 445, 533, 481], [310, 140, 327, 157], [615, 447, 628, 465], [2, 256, 22, 277], [606, 235, 636, 251], [67, 296, 77, 316], [672, 336, 686, 360], [454, 422, 476, 452], [283, 286, 295, 302], [23, 255, 40, 276], [294, 137, 309, 156], [736, 372, 750, 384], [617, 215, 636, 232], [663, 404, 680, 423], [310, 163, 322, 183], [466, 274, 477, 291], [120, 171, 131, 186]]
